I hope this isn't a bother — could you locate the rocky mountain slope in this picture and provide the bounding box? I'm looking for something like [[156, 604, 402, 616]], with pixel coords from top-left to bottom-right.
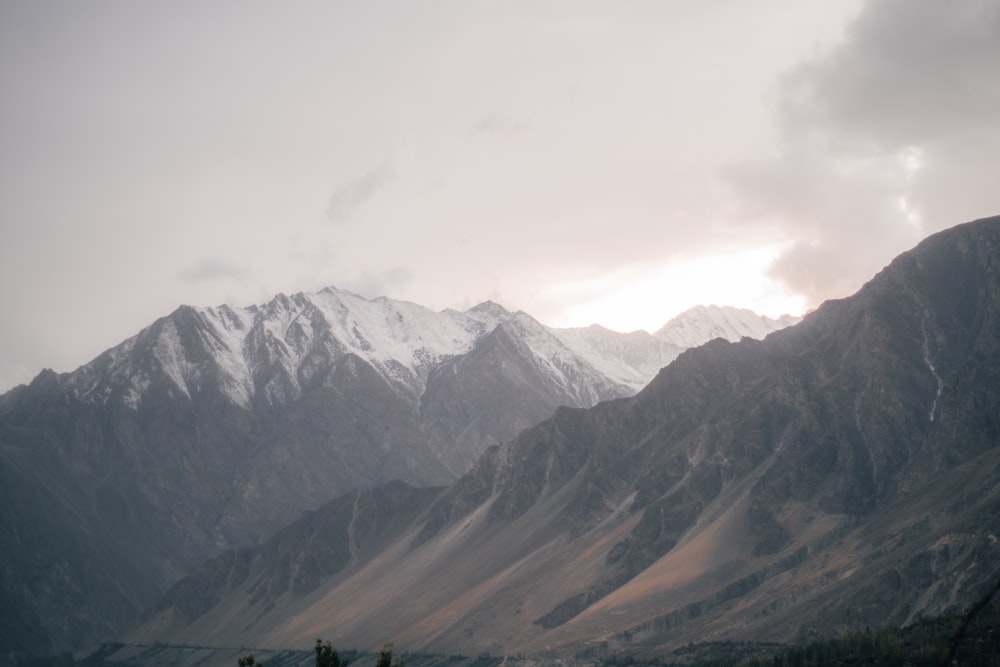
[[130, 216, 1000, 661], [0, 284, 792, 657]]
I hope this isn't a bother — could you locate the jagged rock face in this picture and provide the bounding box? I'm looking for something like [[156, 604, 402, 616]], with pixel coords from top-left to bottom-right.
[[420, 320, 627, 475], [0, 285, 794, 656], [132, 216, 1000, 660]]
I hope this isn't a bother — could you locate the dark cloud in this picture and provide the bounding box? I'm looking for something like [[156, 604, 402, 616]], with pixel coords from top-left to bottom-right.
[[727, 0, 1000, 303], [326, 163, 395, 224], [177, 258, 249, 282], [725, 140, 917, 302], [780, 0, 1000, 147], [342, 268, 412, 299]]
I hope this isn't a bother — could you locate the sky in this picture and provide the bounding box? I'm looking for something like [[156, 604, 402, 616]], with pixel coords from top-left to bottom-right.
[[1, 0, 999, 393]]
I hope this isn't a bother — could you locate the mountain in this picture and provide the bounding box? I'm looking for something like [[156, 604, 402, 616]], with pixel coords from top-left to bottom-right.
[[0, 285, 793, 658], [556, 306, 798, 393], [129, 216, 1000, 662], [655, 304, 800, 348]]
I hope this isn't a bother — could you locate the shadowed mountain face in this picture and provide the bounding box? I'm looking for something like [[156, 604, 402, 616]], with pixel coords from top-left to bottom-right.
[[0, 285, 792, 656], [132, 216, 1000, 660]]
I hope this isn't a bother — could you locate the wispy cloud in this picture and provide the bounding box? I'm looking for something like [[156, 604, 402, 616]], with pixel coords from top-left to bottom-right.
[[177, 257, 249, 282], [341, 267, 412, 299], [326, 163, 395, 224], [469, 112, 526, 136]]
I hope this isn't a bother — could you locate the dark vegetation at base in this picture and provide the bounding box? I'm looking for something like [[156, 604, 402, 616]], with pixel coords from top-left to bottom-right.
[[63, 642, 508, 667], [236, 639, 403, 667], [597, 601, 1000, 666], [13, 601, 999, 667]]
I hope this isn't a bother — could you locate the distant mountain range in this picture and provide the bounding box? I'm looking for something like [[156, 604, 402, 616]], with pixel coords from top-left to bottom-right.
[[123, 216, 1000, 663], [0, 283, 794, 657]]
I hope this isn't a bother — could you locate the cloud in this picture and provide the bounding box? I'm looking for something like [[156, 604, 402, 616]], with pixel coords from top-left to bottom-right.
[[726, 0, 1000, 303], [724, 140, 919, 302], [177, 257, 249, 282], [780, 0, 1000, 147], [469, 112, 526, 136], [325, 163, 395, 224], [341, 267, 412, 299]]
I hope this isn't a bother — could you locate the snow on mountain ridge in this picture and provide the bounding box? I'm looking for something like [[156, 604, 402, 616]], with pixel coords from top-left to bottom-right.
[[68, 287, 517, 409], [555, 326, 681, 392], [65, 290, 799, 410], [655, 305, 800, 348], [499, 311, 626, 406]]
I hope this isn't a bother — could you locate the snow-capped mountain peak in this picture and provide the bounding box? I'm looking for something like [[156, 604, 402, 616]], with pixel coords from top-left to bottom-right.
[[63, 290, 798, 413], [655, 304, 800, 348]]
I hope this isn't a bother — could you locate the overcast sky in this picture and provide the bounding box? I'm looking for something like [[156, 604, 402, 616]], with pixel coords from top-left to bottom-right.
[[1, 0, 998, 392]]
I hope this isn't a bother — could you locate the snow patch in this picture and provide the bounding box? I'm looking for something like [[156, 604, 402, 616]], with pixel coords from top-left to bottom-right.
[[921, 320, 944, 423], [655, 305, 799, 348]]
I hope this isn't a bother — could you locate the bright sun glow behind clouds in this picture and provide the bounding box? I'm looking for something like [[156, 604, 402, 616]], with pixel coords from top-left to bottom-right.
[[546, 244, 809, 333]]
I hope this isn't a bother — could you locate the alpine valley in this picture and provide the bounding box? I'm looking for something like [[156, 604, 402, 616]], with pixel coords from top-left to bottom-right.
[[120, 216, 1000, 663], [0, 278, 794, 658]]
